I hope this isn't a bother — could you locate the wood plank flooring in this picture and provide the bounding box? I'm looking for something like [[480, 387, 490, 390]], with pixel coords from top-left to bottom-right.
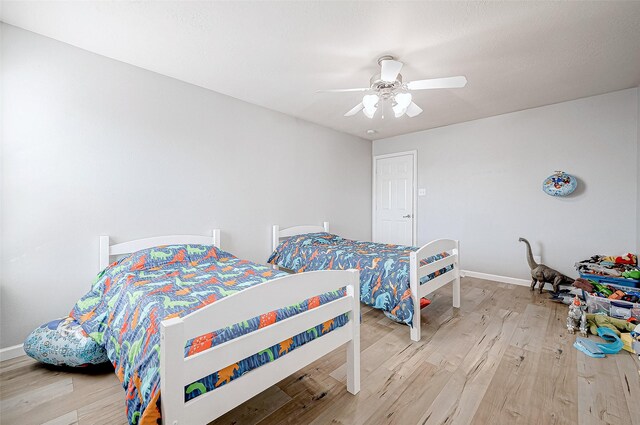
[[1, 277, 639, 425]]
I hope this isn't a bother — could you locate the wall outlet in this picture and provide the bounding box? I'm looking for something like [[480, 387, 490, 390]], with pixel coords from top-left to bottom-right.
[[418, 188, 426, 196]]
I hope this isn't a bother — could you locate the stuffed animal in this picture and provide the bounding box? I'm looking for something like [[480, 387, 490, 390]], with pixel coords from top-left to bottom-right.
[[567, 296, 587, 337], [519, 237, 575, 293]]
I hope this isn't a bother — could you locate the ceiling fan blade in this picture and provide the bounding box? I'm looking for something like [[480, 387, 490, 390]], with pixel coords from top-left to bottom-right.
[[316, 88, 370, 93], [344, 102, 364, 117], [380, 59, 403, 82], [406, 76, 467, 90], [405, 102, 423, 118]]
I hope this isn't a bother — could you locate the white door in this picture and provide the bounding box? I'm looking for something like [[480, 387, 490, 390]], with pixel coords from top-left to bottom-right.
[[374, 152, 415, 246]]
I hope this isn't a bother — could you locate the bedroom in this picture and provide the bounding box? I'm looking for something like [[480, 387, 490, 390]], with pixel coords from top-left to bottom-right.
[[1, 1, 639, 424]]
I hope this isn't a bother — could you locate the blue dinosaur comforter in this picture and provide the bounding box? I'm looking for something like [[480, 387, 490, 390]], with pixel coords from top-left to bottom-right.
[[267, 233, 452, 325], [70, 244, 347, 424]]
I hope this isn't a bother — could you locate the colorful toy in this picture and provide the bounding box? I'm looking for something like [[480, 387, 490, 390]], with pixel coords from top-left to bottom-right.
[[573, 338, 604, 358], [608, 290, 626, 300], [519, 237, 574, 293], [573, 327, 623, 358], [567, 296, 587, 336], [591, 281, 613, 297], [575, 254, 639, 286], [603, 253, 638, 266], [573, 278, 595, 293], [620, 333, 640, 354], [586, 313, 637, 336], [550, 292, 583, 305], [595, 327, 624, 354], [622, 269, 640, 280]]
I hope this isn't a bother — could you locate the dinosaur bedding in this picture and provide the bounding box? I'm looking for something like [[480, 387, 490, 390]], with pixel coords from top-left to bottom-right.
[[69, 244, 348, 424], [267, 232, 453, 326]]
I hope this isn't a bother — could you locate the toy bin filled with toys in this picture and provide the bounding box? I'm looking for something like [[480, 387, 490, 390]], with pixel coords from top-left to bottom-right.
[[574, 278, 640, 320], [571, 277, 640, 358], [575, 253, 640, 288]]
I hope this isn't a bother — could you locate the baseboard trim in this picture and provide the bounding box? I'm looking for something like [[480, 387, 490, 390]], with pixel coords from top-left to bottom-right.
[[0, 344, 25, 362], [461, 270, 529, 286], [461, 269, 556, 291]]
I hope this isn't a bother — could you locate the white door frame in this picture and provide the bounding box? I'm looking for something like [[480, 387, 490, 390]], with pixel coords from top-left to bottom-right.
[[372, 150, 418, 246]]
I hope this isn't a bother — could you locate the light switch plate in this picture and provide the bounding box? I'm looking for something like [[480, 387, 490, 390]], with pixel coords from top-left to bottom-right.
[[418, 188, 426, 196]]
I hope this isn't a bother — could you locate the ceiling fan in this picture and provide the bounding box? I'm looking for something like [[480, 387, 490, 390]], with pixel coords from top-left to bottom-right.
[[318, 55, 467, 119]]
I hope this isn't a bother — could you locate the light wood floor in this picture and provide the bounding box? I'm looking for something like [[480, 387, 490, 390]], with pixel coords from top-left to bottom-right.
[[2, 277, 639, 425]]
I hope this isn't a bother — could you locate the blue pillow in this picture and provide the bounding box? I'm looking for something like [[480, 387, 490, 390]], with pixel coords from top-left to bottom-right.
[[24, 317, 109, 367]]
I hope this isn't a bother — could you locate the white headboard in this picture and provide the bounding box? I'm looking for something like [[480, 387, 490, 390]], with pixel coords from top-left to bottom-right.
[[271, 222, 329, 251], [99, 230, 221, 271]]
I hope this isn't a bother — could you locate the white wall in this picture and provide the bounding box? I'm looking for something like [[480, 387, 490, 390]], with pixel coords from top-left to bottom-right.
[[0, 24, 371, 349], [374, 88, 639, 281]]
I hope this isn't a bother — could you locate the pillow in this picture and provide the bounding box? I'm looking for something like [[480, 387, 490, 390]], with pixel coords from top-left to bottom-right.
[[297, 232, 343, 246], [24, 317, 109, 367]]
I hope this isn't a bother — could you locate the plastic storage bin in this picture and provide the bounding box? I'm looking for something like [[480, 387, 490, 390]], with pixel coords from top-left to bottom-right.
[[584, 283, 640, 320], [579, 273, 639, 288]]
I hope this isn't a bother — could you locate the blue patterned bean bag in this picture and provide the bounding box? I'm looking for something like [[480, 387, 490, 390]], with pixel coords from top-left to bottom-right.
[[24, 317, 109, 366]]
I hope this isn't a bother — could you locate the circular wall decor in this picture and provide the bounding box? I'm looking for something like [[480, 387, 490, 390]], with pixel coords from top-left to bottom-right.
[[542, 171, 577, 197]]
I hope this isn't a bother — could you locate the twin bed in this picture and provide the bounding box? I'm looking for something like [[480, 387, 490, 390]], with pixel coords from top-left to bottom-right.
[[78, 231, 360, 424], [56, 224, 459, 424], [270, 222, 460, 342]]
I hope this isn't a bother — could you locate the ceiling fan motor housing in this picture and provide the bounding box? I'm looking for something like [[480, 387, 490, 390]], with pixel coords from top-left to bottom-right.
[[370, 73, 403, 92]]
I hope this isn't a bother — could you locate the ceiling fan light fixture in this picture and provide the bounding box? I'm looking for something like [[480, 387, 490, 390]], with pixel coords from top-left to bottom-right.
[[362, 94, 379, 119], [405, 102, 423, 117], [392, 92, 412, 117], [394, 92, 412, 109], [362, 94, 378, 109], [363, 107, 376, 119], [393, 104, 406, 118], [328, 56, 466, 120]]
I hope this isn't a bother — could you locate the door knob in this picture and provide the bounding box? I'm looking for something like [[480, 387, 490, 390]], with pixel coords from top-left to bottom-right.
[[402, 214, 412, 218]]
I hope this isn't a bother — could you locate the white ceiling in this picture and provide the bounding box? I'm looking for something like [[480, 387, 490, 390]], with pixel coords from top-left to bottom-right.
[[2, 1, 640, 140]]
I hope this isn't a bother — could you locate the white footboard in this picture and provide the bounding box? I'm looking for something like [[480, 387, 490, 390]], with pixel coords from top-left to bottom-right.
[[409, 239, 460, 342], [160, 269, 360, 425]]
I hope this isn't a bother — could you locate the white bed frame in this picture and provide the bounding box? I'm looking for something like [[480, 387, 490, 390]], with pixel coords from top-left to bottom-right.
[[272, 222, 460, 342], [272, 221, 330, 251], [99, 230, 222, 270], [99, 232, 360, 425]]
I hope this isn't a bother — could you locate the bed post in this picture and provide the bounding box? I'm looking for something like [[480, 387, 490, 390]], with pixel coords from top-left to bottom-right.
[[161, 317, 184, 425], [453, 240, 461, 308], [99, 236, 110, 272], [346, 269, 360, 394], [271, 225, 280, 270], [272, 225, 280, 252], [212, 229, 221, 249], [323, 221, 330, 232], [409, 251, 421, 342]]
